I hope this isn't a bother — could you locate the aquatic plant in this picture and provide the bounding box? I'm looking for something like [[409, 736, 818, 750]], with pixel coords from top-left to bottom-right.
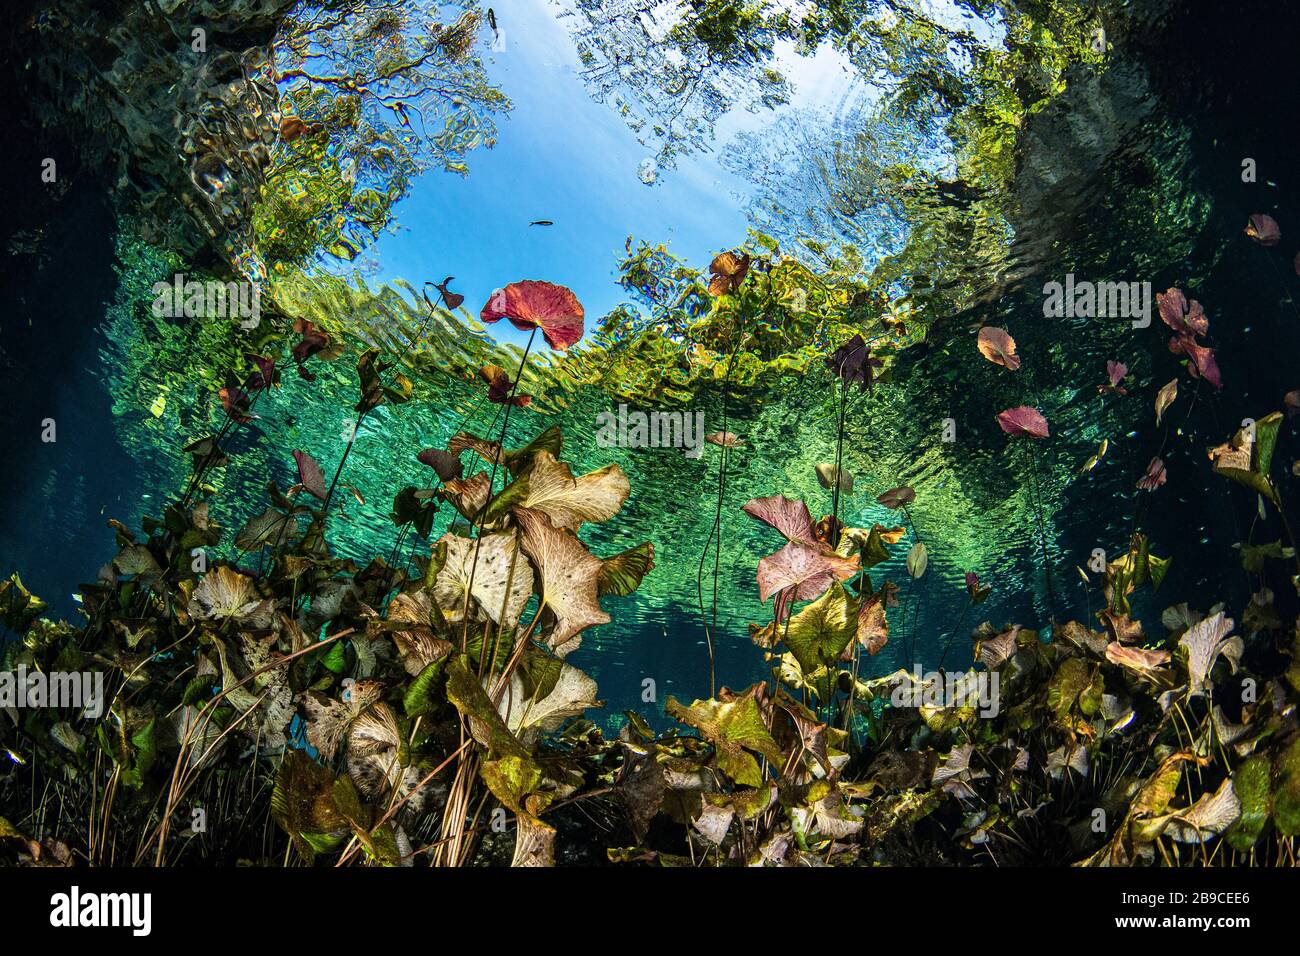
[[0, 398, 653, 866], [6, 349, 1300, 866], [10, 0, 1300, 874]]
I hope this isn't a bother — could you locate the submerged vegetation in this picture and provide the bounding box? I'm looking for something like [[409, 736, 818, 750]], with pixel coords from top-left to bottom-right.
[[5, 254, 1300, 867], [5, 0, 1300, 870]]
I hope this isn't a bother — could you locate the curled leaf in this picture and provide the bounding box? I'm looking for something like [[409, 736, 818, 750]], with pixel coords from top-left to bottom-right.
[[1155, 378, 1178, 425], [1179, 611, 1242, 699], [976, 327, 1020, 370], [1104, 642, 1170, 674], [433, 276, 464, 310], [705, 431, 745, 448], [815, 463, 853, 493], [707, 251, 751, 296], [479, 364, 532, 407], [1246, 213, 1280, 246], [417, 447, 464, 482], [906, 542, 928, 578], [1136, 457, 1167, 492], [876, 486, 915, 510]]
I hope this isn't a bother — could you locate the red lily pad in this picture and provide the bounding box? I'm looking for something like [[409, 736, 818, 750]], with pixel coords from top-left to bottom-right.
[[825, 334, 882, 391], [742, 494, 817, 543], [244, 353, 278, 391], [481, 280, 584, 351], [292, 318, 331, 364], [1168, 334, 1222, 389], [218, 386, 256, 423], [433, 276, 464, 310], [755, 540, 859, 623], [1099, 360, 1128, 395], [742, 494, 859, 621], [1157, 288, 1209, 337], [996, 406, 1049, 438], [965, 571, 991, 603], [292, 449, 328, 501]]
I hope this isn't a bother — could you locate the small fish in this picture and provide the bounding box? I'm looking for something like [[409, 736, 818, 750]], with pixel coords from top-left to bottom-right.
[[1079, 438, 1110, 474], [528, 220, 554, 227], [488, 7, 497, 30], [344, 484, 366, 506]]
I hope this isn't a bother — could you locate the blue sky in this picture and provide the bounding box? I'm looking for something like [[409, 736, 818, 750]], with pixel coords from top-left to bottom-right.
[[362, 0, 858, 348]]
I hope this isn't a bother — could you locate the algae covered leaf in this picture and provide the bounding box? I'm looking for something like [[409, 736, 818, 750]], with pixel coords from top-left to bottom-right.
[[1209, 411, 1282, 505], [665, 686, 782, 788], [432, 529, 534, 629], [783, 581, 859, 674]]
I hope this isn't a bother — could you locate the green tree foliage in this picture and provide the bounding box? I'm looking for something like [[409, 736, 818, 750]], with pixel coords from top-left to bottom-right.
[[254, 2, 511, 268]]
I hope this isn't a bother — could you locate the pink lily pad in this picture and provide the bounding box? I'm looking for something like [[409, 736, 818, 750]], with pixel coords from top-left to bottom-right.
[[996, 406, 1049, 438], [876, 486, 915, 510], [292, 449, 328, 500], [481, 280, 585, 350], [1246, 213, 1280, 246]]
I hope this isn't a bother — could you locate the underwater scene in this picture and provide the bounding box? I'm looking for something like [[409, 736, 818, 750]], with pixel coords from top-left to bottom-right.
[[2, 0, 1300, 889]]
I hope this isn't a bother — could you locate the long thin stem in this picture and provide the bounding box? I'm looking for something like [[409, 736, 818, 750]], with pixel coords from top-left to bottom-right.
[[320, 281, 451, 534], [900, 504, 925, 664], [1026, 442, 1059, 625], [459, 327, 537, 649], [937, 597, 973, 671], [829, 379, 850, 548], [696, 330, 747, 697]]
